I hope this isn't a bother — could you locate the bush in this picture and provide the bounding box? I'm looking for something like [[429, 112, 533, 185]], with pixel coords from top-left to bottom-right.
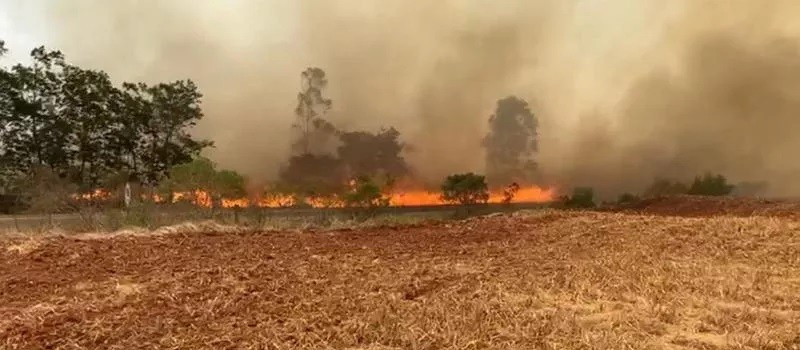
[[617, 192, 641, 205], [561, 187, 596, 208], [159, 157, 247, 208], [342, 176, 391, 220], [440, 173, 490, 205], [687, 173, 735, 196], [644, 178, 688, 198], [14, 166, 77, 217], [343, 176, 390, 208]]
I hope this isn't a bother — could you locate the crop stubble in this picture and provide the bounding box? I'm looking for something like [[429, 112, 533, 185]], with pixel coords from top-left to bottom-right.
[[1, 201, 799, 349]]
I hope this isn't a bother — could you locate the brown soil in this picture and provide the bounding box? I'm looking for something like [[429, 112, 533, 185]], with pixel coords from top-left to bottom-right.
[[1, 207, 799, 349]]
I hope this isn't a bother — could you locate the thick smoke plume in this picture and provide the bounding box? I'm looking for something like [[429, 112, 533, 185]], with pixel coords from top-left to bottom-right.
[[5, 0, 800, 197]]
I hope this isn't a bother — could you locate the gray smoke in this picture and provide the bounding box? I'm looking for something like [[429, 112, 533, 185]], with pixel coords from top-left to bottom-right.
[[4, 0, 800, 196]]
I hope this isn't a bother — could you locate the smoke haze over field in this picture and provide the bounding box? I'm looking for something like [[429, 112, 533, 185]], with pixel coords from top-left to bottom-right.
[[2, 0, 800, 196]]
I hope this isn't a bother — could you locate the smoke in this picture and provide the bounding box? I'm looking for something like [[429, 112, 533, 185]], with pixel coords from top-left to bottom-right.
[[555, 0, 800, 197], [4, 0, 800, 196]]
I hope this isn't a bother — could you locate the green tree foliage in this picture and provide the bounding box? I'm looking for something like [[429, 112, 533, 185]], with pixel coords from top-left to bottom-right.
[[687, 173, 735, 196], [159, 157, 246, 207], [440, 173, 490, 205], [0, 41, 211, 193], [643, 178, 689, 198], [337, 127, 409, 179], [1, 48, 70, 179], [483, 96, 538, 186], [278, 153, 347, 198], [343, 176, 391, 208], [279, 68, 411, 200]]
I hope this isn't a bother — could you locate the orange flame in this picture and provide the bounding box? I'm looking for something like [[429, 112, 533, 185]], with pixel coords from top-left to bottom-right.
[[74, 184, 556, 208], [71, 189, 112, 201], [219, 184, 554, 208]]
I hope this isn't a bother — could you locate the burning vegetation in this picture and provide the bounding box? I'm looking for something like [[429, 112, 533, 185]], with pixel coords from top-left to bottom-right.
[[0, 40, 553, 214]]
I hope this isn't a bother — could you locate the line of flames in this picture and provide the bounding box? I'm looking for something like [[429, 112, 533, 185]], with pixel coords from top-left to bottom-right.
[[72, 185, 556, 208]]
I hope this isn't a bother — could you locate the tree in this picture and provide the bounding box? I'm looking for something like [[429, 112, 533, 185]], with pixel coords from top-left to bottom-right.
[[137, 80, 213, 185], [0, 43, 213, 193], [483, 96, 538, 186], [14, 166, 77, 223], [440, 173, 490, 205], [616, 193, 641, 205], [60, 64, 122, 188], [687, 173, 734, 196], [159, 157, 246, 208], [343, 176, 391, 208], [0, 47, 70, 179], [644, 178, 688, 198], [561, 187, 596, 208], [0, 39, 13, 188], [293, 67, 333, 154], [337, 127, 409, 179], [278, 153, 347, 199]]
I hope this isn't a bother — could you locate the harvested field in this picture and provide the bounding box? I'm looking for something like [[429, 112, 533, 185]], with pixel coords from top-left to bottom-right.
[[1, 204, 800, 349], [615, 195, 800, 219]]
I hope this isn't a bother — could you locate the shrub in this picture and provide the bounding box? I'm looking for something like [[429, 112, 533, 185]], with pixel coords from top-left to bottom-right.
[[159, 157, 247, 208], [440, 173, 490, 205], [687, 173, 735, 196], [343, 176, 391, 208], [644, 178, 688, 198], [14, 166, 77, 218], [617, 192, 641, 205], [561, 187, 596, 208]]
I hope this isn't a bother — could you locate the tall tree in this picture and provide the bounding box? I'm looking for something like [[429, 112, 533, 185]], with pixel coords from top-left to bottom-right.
[[60, 64, 121, 188], [0, 43, 213, 193], [483, 96, 539, 186], [0, 39, 12, 189], [137, 80, 212, 185], [293, 67, 332, 154], [337, 127, 409, 179], [279, 153, 346, 198], [1, 47, 70, 177]]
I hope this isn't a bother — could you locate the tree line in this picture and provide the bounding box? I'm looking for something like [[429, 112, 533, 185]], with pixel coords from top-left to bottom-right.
[[1, 38, 543, 211], [0, 41, 211, 194], [275, 67, 541, 204]]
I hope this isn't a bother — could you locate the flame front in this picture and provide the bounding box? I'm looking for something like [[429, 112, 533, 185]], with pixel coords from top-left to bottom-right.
[[180, 185, 555, 208], [73, 184, 556, 208]]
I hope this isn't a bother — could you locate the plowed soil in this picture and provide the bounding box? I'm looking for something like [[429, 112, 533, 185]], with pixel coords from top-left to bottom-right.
[[2, 199, 800, 349]]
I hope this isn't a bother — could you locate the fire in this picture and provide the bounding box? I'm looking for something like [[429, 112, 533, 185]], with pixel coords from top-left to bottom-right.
[[220, 184, 553, 208], [74, 183, 556, 208], [388, 185, 555, 207], [71, 189, 112, 201]]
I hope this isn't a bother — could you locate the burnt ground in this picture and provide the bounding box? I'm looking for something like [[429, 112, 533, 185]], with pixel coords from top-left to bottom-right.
[[1, 197, 800, 349]]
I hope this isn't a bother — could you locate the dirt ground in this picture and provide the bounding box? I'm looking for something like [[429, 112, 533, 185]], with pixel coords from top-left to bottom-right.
[[1, 198, 799, 349]]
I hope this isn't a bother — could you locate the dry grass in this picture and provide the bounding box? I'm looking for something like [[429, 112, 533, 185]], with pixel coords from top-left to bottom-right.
[[1, 209, 799, 349]]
